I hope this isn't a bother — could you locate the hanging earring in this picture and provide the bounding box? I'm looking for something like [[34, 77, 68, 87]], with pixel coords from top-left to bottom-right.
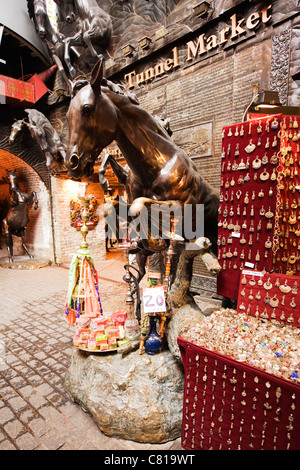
[[252, 155, 262, 169], [245, 139, 256, 153], [260, 169, 270, 181], [234, 144, 240, 157], [270, 294, 279, 308], [271, 117, 279, 130], [257, 121, 262, 133], [244, 192, 249, 204]]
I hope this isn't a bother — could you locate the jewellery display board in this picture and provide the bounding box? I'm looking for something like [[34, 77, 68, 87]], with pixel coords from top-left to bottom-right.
[[178, 337, 300, 450], [273, 115, 300, 276], [237, 271, 300, 328], [217, 115, 281, 300]]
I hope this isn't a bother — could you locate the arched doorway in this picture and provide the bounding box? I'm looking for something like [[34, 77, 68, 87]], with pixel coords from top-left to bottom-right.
[[0, 149, 53, 262]]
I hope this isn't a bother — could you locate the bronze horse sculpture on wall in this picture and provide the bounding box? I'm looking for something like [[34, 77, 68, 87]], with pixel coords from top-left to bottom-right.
[[56, 0, 112, 63], [1, 171, 38, 262], [65, 59, 219, 253]]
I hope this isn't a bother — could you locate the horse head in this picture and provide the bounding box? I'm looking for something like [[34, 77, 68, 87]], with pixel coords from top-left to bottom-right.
[[9, 120, 25, 144], [7, 170, 18, 190], [54, 0, 76, 23], [65, 59, 118, 179]]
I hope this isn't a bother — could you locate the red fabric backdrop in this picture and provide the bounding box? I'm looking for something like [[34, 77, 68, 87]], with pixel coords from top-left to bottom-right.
[[217, 115, 282, 299]]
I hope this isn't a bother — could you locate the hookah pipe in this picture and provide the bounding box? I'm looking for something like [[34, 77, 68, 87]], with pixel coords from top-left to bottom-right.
[[122, 263, 141, 323], [160, 217, 178, 336], [139, 218, 178, 354]]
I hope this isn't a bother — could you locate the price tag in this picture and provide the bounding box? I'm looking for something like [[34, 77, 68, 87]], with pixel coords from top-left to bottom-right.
[[231, 231, 241, 238], [245, 262, 255, 269], [143, 286, 166, 314]]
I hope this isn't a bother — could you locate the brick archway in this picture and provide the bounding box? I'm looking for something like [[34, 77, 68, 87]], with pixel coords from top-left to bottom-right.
[[0, 149, 53, 261]]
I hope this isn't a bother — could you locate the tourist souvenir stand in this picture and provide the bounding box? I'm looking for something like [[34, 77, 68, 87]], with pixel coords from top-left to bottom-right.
[[178, 114, 300, 450]]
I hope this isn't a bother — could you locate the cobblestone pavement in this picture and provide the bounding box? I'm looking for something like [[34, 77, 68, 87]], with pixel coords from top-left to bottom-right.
[[0, 263, 182, 451]]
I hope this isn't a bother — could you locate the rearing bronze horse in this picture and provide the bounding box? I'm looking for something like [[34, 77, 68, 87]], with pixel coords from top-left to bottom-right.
[[65, 59, 219, 258], [1, 171, 38, 262]]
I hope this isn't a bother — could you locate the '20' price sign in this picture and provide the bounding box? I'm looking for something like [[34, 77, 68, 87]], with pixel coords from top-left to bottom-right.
[[143, 286, 166, 314]]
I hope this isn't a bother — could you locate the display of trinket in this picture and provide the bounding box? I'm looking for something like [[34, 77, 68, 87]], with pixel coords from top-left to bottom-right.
[[237, 270, 300, 328], [217, 115, 281, 300], [178, 335, 300, 450], [273, 115, 300, 276], [181, 307, 300, 383]]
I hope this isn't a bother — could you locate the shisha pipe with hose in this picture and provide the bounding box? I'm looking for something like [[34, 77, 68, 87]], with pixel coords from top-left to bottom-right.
[[118, 226, 141, 343], [139, 218, 178, 354]]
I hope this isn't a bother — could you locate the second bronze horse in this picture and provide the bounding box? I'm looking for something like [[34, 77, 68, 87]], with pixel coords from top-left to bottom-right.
[[1, 171, 38, 262]]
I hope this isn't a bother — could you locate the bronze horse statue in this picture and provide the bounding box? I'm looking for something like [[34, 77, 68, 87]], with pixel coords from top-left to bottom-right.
[[27, 0, 76, 80], [65, 59, 219, 253], [55, 0, 112, 64], [1, 171, 38, 262], [9, 109, 66, 172]]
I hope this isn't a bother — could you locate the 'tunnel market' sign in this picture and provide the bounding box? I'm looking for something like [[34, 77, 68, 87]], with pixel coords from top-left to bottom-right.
[[124, 4, 272, 90]]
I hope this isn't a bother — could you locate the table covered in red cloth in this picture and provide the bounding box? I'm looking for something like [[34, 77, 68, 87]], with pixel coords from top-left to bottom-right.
[[178, 336, 300, 450]]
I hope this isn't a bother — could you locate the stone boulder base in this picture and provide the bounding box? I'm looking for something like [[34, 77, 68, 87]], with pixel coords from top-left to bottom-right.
[[65, 347, 184, 443]]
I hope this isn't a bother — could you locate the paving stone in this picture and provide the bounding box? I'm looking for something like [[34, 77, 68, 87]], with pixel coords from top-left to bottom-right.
[[19, 385, 35, 399], [3, 420, 25, 439], [0, 440, 17, 450], [0, 407, 15, 424], [28, 392, 48, 409], [15, 432, 39, 450], [40, 430, 65, 450], [7, 396, 28, 411], [28, 418, 50, 437], [35, 383, 55, 397]]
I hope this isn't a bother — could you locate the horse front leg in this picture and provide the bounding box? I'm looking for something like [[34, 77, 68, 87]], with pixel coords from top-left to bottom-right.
[[20, 229, 34, 259], [83, 28, 103, 60], [64, 33, 83, 78], [99, 153, 130, 191]]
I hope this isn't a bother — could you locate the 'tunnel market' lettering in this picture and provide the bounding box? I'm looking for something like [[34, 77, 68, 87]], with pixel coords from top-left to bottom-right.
[[124, 4, 272, 89]]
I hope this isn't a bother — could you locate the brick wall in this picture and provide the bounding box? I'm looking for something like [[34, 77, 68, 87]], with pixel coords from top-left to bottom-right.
[[0, 149, 53, 260]]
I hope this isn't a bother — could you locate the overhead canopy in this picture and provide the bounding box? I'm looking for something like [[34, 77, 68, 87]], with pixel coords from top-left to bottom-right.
[[0, 0, 50, 64]]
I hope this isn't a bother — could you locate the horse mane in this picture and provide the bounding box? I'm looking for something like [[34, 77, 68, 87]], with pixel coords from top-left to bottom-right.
[[71, 76, 139, 105], [27, 0, 34, 19]]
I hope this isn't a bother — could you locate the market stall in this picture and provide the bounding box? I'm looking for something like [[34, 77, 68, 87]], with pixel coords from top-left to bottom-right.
[[178, 114, 300, 450]]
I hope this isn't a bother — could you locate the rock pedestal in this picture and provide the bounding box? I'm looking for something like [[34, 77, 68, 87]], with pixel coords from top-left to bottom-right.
[[65, 347, 184, 443]]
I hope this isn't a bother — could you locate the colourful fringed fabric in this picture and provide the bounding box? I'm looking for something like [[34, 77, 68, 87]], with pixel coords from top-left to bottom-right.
[[64, 248, 103, 325]]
